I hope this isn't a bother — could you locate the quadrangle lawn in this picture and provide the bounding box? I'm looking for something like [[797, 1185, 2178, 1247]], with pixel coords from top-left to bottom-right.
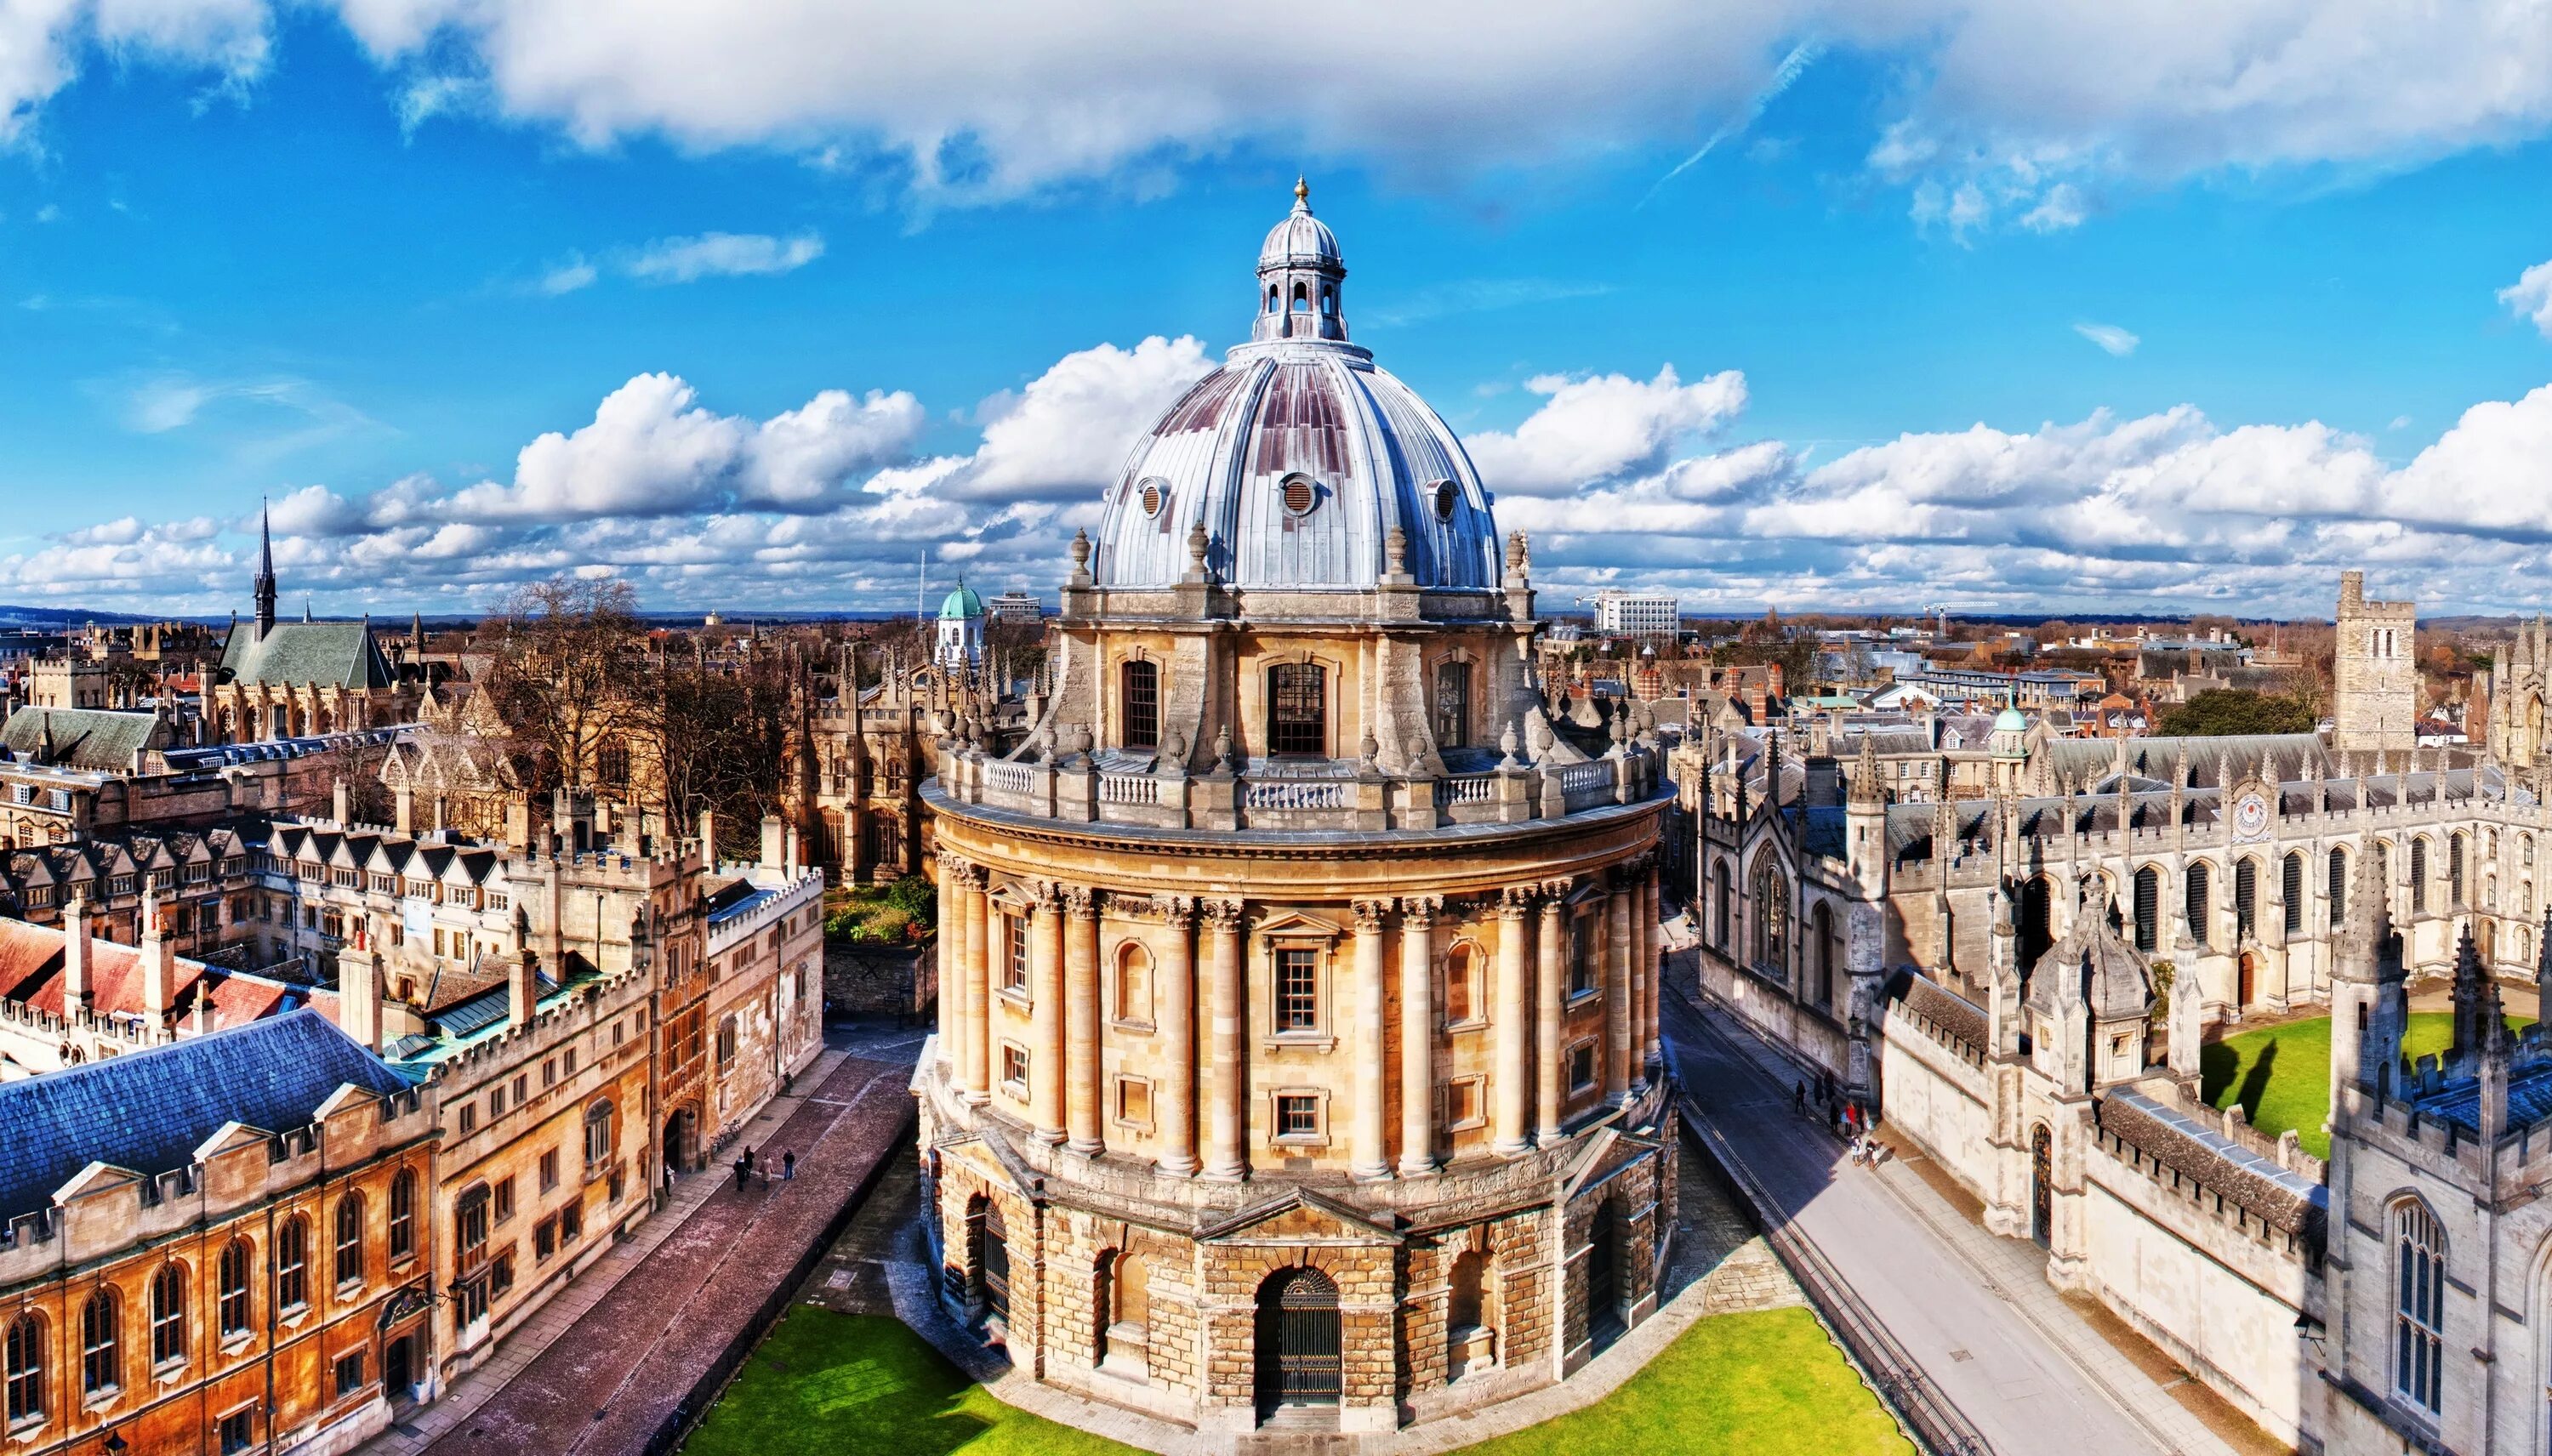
[[2202, 1010, 2531, 1160], [681, 1304, 1911, 1456]]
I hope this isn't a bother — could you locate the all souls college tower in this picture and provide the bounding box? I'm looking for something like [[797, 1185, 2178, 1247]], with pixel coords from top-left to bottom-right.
[[914, 184, 1676, 1436]]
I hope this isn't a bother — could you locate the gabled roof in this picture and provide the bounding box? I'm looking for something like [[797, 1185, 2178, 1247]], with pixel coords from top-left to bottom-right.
[[218, 621, 397, 690], [1, 706, 168, 771], [0, 1008, 407, 1220]]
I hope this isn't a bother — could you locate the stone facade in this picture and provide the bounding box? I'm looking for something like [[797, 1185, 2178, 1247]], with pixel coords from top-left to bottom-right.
[[2333, 568, 2418, 758], [914, 185, 1675, 1441]]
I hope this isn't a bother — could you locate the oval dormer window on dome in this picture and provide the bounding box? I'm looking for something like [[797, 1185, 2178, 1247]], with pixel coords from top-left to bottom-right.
[[1137, 477, 1167, 518], [1430, 480, 1458, 522], [1280, 474, 1318, 517]]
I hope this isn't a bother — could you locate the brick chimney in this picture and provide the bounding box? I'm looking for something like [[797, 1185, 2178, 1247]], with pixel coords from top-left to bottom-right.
[[507, 949, 538, 1030], [140, 887, 174, 1023], [63, 891, 91, 1010], [339, 941, 385, 1052], [393, 782, 414, 834]]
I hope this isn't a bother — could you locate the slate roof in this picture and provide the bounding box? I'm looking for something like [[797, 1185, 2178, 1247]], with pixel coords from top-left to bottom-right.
[[0, 1008, 407, 1220], [0, 918, 336, 1037], [2095, 1089, 2327, 1243], [0, 707, 168, 771], [2412, 1059, 2552, 1135], [217, 621, 396, 690], [1886, 970, 1986, 1054]]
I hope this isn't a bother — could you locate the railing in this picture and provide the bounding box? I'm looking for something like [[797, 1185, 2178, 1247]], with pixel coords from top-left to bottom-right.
[[986, 763, 1036, 795], [1242, 779, 1347, 810], [1557, 760, 1612, 793], [1441, 772, 1496, 806], [1099, 772, 1161, 806]]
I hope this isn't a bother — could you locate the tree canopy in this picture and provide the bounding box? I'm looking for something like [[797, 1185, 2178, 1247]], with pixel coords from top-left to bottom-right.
[[2156, 689, 2316, 737]]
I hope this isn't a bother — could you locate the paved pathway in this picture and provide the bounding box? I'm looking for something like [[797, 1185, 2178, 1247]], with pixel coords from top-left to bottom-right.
[[362, 1048, 915, 1456], [1666, 985, 2248, 1456]]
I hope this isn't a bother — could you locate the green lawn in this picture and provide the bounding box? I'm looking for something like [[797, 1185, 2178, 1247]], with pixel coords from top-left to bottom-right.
[[685, 1305, 1908, 1456], [2202, 1010, 2532, 1160], [681, 1309, 1142, 1456], [1454, 1306, 1911, 1456]]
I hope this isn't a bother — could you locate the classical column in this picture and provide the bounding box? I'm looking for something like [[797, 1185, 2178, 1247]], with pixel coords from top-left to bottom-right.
[[962, 869, 991, 1103], [936, 863, 960, 1071], [1535, 881, 1569, 1142], [1605, 871, 1633, 1105], [1030, 883, 1067, 1143], [1349, 898, 1394, 1180], [1154, 896, 1199, 1176], [1638, 860, 1660, 1083], [1493, 887, 1535, 1156], [1200, 898, 1250, 1180], [1064, 886, 1103, 1154], [1399, 896, 1442, 1176]]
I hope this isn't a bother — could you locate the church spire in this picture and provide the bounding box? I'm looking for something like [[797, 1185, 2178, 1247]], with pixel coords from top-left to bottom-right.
[[253, 497, 278, 635]]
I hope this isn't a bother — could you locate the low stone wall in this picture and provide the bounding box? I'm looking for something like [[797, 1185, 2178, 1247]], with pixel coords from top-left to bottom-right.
[[823, 939, 926, 1016]]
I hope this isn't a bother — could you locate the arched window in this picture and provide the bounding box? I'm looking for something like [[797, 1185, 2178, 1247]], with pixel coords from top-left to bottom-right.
[[276, 1216, 310, 1311], [2186, 862, 2211, 949], [1097, 1248, 1149, 1366], [217, 1240, 252, 1336], [2282, 853, 2304, 936], [1813, 902, 1838, 1010], [149, 1263, 185, 1368], [1748, 853, 1787, 975], [1114, 941, 1154, 1025], [1433, 661, 1472, 749], [2131, 867, 2159, 952], [716, 1015, 738, 1070], [584, 1100, 617, 1168], [334, 1194, 366, 1288], [1267, 285, 1279, 314], [1448, 1248, 1492, 1334], [1712, 861, 1730, 953], [2329, 849, 2348, 929], [2393, 1198, 2447, 1415], [1119, 660, 1159, 752], [2451, 833, 2468, 907], [389, 1169, 417, 1262], [2235, 859, 2258, 938], [2019, 877, 2053, 975], [456, 1186, 491, 1267], [78, 1290, 117, 1396], [1267, 663, 1326, 756], [3, 1314, 40, 1426], [1320, 284, 1335, 314], [1291, 282, 1309, 312], [2411, 839, 2430, 915], [2526, 833, 2536, 869]]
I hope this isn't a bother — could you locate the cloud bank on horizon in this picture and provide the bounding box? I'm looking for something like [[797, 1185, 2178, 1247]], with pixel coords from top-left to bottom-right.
[[14, 1, 2552, 617]]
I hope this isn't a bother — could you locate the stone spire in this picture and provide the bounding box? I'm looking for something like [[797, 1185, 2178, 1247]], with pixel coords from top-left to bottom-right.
[[1848, 731, 1884, 807], [2448, 924, 2493, 1066], [253, 496, 278, 635]]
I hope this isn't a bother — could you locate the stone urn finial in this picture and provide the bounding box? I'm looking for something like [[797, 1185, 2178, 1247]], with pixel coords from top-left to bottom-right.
[[1213, 723, 1235, 769], [1499, 718, 1522, 770], [1068, 527, 1093, 586], [1359, 727, 1380, 769]]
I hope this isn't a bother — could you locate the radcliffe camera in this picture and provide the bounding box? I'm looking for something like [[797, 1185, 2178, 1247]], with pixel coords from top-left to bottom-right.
[[1, 7, 2547, 1456]]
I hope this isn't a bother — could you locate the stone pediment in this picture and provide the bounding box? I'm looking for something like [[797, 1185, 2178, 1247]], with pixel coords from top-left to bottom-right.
[[1558, 1119, 1666, 1203], [1197, 1185, 1403, 1245], [1250, 908, 1345, 941], [54, 1160, 144, 1204]]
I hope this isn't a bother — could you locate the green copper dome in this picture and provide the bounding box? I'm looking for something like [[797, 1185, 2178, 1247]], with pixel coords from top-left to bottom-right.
[[938, 583, 985, 621]]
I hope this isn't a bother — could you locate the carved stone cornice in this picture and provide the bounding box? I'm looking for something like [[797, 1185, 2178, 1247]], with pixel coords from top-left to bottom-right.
[[1351, 897, 1395, 934], [1498, 885, 1537, 920], [1199, 896, 1245, 932], [1400, 894, 1443, 928], [1063, 884, 1099, 919]]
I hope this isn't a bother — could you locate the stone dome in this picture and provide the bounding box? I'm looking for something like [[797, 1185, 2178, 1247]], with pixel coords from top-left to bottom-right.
[[1089, 183, 1501, 595]]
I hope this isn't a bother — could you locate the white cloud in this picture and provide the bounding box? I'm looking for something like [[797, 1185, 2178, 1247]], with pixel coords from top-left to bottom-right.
[[2501, 259, 2552, 339], [536, 255, 597, 295], [622, 230, 823, 284], [2020, 183, 2086, 232], [956, 335, 1213, 502], [2073, 321, 2139, 356], [1463, 366, 1747, 495]]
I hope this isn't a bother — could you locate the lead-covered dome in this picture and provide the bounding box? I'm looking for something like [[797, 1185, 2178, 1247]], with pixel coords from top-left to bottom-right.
[[1090, 183, 1501, 595]]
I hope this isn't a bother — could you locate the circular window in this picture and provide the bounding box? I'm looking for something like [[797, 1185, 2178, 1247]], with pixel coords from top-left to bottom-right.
[[1280, 475, 1317, 517], [1137, 477, 1166, 517], [1432, 480, 1458, 522]]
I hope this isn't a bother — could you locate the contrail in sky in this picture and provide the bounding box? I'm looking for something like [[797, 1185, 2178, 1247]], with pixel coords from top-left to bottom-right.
[[1639, 39, 1826, 210]]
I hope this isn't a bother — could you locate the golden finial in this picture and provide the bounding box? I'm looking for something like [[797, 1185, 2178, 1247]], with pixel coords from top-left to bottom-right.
[[1294, 176, 1309, 208]]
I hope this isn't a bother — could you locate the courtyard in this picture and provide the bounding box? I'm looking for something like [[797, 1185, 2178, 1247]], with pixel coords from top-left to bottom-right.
[[2202, 1009, 2534, 1158]]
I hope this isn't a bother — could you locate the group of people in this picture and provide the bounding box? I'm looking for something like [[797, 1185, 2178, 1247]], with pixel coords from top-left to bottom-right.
[[1793, 1072, 1888, 1168], [732, 1145, 797, 1191]]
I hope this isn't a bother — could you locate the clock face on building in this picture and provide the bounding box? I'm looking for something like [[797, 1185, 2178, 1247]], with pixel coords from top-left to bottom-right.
[[2230, 790, 2271, 841]]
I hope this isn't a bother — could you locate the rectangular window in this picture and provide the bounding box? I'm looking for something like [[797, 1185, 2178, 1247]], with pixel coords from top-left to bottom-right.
[[220, 1410, 254, 1455], [1276, 948, 1318, 1031], [1267, 663, 1326, 756], [539, 1149, 560, 1193], [1120, 660, 1160, 752], [1433, 661, 1472, 749], [1002, 1044, 1029, 1089], [1114, 1078, 1151, 1126], [1445, 1077, 1482, 1129], [1569, 1043, 1597, 1093], [493, 1177, 516, 1225], [1276, 1094, 1319, 1138], [564, 1048, 578, 1075], [1005, 916, 1030, 992], [558, 1198, 583, 1243], [533, 1218, 557, 1263], [333, 1351, 366, 1399], [459, 1105, 476, 1136], [1569, 916, 1595, 997]]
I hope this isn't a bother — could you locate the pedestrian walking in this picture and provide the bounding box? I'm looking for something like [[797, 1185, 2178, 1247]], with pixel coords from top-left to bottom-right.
[[732, 1156, 749, 1192], [742, 1146, 756, 1175], [1793, 1080, 1805, 1117], [783, 1150, 796, 1181]]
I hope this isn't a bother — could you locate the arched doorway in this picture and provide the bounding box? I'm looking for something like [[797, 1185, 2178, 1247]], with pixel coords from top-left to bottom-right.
[[2018, 878, 2054, 981], [384, 1334, 415, 1400], [2237, 953, 2256, 1010], [1586, 1199, 1625, 1346], [968, 1198, 1011, 1328], [662, 1108, 695, 1174], [1254, 1267, 1341, 1422], [2030, 1125, 2053, 1248]]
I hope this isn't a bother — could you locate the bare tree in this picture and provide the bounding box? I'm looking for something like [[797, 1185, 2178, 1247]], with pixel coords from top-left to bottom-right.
[[479, 577, 641, 798]]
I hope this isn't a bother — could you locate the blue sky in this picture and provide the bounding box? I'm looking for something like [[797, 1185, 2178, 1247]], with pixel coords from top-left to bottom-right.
[[9, 3, 2552, 619]]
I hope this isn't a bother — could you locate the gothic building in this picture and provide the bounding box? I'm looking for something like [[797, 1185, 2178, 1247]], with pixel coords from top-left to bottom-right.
[[915, 185, 1674, 1436], [202, 505, 421, 743]]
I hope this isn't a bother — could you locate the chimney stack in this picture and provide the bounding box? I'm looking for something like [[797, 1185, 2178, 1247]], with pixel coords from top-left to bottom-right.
[[393, 782, 414, 834], [339, 935, 385, 1052], [698, 808, 717, 864], [760, 814, 785, 872], [332, 776, 351, 825], [63, 892, 91, 1009]]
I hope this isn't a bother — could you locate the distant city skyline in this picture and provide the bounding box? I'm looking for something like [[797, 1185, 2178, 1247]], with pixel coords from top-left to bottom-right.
[[9, 5, 2552, 617]]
